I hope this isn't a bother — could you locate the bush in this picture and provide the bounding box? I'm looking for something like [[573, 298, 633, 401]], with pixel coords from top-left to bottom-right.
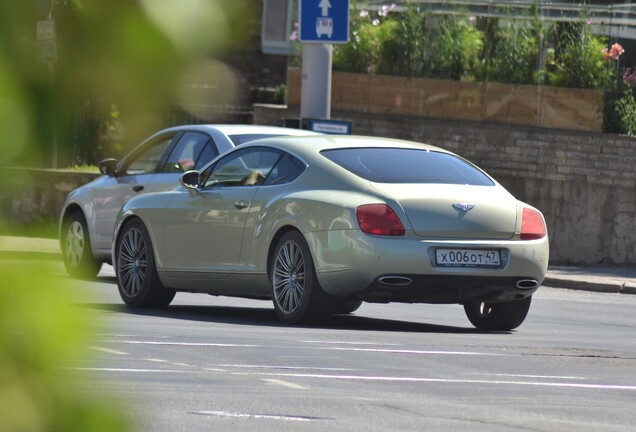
[[548, 23, 610, 89], [427, 16, 484, 81], [489, 5, 552, 85]]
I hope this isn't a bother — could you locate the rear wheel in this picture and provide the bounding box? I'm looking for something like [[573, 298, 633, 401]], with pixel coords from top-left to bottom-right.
[[270, 231, 335, 324], [464, 296, 532, 331], [62, 211, 102, 279], [115, 219, 175, 308], [334, 299, 363, 315]]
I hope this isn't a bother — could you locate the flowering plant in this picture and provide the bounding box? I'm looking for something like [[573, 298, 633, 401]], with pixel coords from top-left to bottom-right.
[[623, 68, 636, 88], [603, 43, 624, 61]]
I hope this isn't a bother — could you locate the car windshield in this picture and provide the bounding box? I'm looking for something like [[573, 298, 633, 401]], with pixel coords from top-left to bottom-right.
[[321, 147, 495, 186]]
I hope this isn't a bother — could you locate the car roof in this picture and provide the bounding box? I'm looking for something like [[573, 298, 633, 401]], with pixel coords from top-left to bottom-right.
[[157, 124, 320, 137], [239, 134, 448, 158]]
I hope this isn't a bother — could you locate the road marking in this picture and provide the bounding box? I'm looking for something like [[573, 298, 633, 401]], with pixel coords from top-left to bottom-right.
[[191, 411, 327, 422], [72, 368, 192, 373], [144, 358, 193, 368], [261, 378, 308, 390], [318, 347, 507, 356], [302, 340, 401, 346], [467, 373, 588, 380], [110, 341, 259, 348], [88, 346, 128, 355], [253, 372, 636, 392], [217, 364, 360, 372]]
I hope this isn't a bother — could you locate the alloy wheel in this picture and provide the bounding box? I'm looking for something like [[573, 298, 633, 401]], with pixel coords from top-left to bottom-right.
[[117, 227, 148, 298], [65, 220, 85, 268], [272, 239, 306, 315]]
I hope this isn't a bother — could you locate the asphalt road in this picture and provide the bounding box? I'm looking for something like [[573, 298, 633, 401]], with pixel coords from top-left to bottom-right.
[[56, 264, 636, 431]]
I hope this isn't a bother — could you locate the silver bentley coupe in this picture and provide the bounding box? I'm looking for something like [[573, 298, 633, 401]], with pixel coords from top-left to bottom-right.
[[112, 135, 549, 331]]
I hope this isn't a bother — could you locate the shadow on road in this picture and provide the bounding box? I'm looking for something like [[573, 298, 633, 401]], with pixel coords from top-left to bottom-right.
[[78, 301, 498, 335]]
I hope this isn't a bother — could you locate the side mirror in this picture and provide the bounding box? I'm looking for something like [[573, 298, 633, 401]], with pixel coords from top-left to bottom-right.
[[180, 170, 200, 189], [98, 158, 118, 176]]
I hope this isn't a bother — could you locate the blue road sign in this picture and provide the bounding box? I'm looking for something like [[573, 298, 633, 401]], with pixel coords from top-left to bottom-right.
[[299, 0, 349, 43]]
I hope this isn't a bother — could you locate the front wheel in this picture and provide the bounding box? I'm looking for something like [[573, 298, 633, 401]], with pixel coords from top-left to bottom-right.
[[115, 219, 175, 308], [62, 211, 102, 279], [463, 296, 532, 331], [270, 231, 335, 324]]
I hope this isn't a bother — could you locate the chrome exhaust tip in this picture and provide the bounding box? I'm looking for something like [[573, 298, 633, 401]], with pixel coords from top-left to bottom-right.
[[516, 279, 539, 289], [378, 276, 413, 287]]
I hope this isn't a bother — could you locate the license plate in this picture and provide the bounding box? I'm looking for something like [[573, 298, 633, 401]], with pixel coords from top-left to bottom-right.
[[435, 249, 501, 267]]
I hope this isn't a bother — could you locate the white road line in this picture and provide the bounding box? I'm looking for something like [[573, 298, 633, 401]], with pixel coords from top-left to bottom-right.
[[191, 411, 323, 422], [302, 340, 401, 346], [88, 346, 128, 355], [217, 364, 360, 372], [254, 372, 636, 392], [68, 367, 636, 391], [144, 358, 193, 368], [318, 347, 507, 356], [261, 378, 309, 390], [72, 368, 192, 373], [466, 373, 588, 380], [109, 341, 259, 348]]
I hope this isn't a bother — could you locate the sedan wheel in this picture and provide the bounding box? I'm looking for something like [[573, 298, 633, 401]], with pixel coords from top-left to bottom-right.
[[116, 219, 175, 308], [463, 296, 532, 331], [62, 212, 101, 279], [271, 231, 335, 324]]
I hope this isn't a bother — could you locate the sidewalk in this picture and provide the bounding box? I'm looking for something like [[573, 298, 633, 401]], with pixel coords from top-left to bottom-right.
[[0, 235, 634, 294]]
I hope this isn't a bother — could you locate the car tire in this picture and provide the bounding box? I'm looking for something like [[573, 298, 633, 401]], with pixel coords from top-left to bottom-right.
[[62, 211, 102, 279], [463, 296, 532, 331], [115, 218, 175, 308], [334, 298, 363, 315], [270, 230, 335, 324]]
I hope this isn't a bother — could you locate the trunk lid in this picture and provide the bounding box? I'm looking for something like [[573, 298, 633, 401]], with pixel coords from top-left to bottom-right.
[[371, 183, 518, 240]]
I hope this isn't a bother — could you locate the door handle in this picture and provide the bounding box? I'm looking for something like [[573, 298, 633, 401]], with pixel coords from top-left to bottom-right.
[[132, 185, 144, 192], [234, 200, 249, 210]]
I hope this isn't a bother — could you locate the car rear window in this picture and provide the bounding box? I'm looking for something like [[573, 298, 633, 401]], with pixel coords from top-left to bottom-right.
[[229, 134, 279, 145], [321, 148, 495, 186]]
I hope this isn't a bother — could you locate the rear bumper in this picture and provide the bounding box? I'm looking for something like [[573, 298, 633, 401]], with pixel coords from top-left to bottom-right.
[[357, 274, 539, 304], [307, 230, 549, 303]]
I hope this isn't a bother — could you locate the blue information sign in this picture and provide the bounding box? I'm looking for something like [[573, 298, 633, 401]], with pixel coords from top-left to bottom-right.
[[299, 0, 349, 43]]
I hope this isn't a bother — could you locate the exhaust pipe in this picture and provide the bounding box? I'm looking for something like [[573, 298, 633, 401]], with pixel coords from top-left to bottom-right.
[[378, 276, 413, 287], [516, 279, 539, 289]]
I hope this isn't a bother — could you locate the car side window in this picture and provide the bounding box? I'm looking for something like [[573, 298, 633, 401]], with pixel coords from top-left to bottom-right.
[[159, 132, 217, 173], [201, 147, 282, 188], [263, 153, 306, 185], [125, 134, 175, 175]]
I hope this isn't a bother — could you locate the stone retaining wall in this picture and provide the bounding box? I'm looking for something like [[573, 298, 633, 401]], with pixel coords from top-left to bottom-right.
[[0, 168, 100, 237], [254, 104, 636, 265]]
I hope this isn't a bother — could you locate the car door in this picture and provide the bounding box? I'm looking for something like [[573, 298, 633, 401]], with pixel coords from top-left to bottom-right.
[[92, 131, 221, 252], [161, 147, 282, 279], [92, 133, 177, 251]]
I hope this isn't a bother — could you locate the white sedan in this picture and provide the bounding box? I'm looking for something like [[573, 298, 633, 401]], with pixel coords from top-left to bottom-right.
[[59, 124, 317, 278]]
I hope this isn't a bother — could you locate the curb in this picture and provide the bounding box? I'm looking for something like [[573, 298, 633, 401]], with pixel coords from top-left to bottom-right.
[[543, 276, 634, 295]]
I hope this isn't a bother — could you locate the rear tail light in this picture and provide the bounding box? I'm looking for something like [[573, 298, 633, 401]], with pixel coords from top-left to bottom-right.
[[356, 204, 405, 236], [520, 207, 547, 240]]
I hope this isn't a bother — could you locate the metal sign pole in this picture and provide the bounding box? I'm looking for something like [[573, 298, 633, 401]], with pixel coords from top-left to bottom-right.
[[298, 0, 349, 126], [300, 43, 332, 120]]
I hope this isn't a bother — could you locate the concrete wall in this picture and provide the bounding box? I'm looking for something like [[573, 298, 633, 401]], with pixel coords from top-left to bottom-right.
[[254, 104, 636, 265]]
